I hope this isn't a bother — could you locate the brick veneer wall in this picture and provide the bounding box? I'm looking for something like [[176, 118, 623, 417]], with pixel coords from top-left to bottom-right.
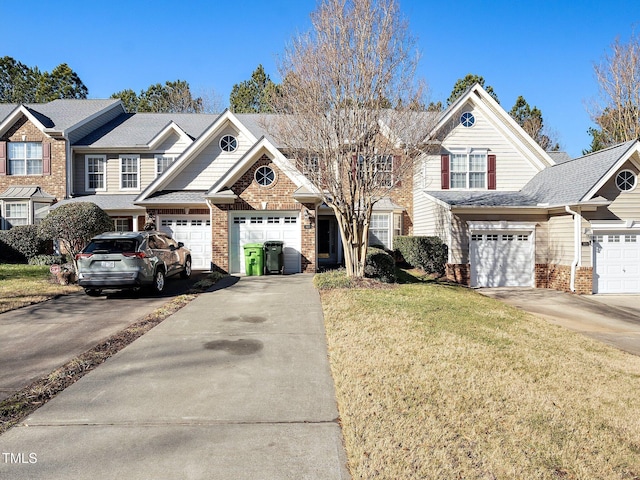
[[0, 115, 67, 201], [446, 262, 593, 295], [445, 263, 470, 285], [210, 155, 317, 274], [536, 264, 593, 295]]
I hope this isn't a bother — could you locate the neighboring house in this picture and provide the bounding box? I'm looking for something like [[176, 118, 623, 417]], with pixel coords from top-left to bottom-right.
[[0, 99, 125, 229], [414, 83, 640, 294], [68, 109, 413, 273]]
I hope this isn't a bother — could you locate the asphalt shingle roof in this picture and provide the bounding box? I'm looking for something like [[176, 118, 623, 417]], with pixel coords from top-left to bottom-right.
[[521, 140, 637, 205], [74, 113, 217, 147], [0, 99, 122, 132], [52, 194, 141, 210]]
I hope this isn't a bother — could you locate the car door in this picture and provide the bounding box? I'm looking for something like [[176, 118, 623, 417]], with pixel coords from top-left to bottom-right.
[[160, 234, 182, 274]]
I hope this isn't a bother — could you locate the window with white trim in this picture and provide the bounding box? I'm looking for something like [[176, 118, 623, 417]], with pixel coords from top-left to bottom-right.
[[120, 155, 140, 190], [114, 218, 130, 232], [86, 155, 106, 191], [393, 213, 402, 238], [155, 155, 175, 177], [302, 156, 320, 175], [369, 213, 390, 248], [8, 142, 42, 175], [450, 152, 486, 189], [5, 202, 28, 227]]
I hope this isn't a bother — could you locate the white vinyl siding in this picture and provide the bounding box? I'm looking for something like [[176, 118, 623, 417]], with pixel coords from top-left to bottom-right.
[[547, 214, 575, 265], [422, 103, 540, 191], [165, 129, 249, 190]]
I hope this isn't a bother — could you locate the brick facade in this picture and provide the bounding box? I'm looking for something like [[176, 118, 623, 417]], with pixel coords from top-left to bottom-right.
[[210, 155, 317, 274], [536, 264, 593, 295], [0, 115, 67, 201], [445, 263, 470, 285]]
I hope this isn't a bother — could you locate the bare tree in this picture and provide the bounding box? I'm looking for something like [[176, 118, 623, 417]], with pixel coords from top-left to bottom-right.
[[588, 32, 640, 150], [270, 0, 430, 278]]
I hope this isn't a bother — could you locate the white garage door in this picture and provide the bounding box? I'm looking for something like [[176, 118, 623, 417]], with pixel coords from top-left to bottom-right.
[[470, 232, 534, 287], [593, 233, 640, 293], [229, 211, 301, 274], [159, 216, 211, 270]]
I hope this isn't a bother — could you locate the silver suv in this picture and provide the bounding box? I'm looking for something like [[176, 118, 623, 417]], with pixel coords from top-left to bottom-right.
[[76, 231, 192, 296]]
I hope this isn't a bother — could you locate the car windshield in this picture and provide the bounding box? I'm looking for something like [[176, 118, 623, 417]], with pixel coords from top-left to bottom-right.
[[84, 239, 139, 254]]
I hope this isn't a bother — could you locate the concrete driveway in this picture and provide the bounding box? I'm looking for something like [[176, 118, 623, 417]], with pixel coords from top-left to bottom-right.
[[478, 288, 640, 356], [0, 272, 207, 402]]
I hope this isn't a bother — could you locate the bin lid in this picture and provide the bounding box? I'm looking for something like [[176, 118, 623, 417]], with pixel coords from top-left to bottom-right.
[[243, 242, 264, 249], [264, 240, 284, 246]]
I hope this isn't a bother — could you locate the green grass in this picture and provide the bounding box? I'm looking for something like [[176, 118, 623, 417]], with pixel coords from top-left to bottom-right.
[[0, 264, 81, 313], [320, 276, 640, 479]]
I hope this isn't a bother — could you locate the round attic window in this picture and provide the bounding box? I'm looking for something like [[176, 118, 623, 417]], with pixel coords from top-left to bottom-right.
[[255, 165, 275, 187], [220, 134, 237, 152], [460, 111, 475, 128], [616, 170, 637, 192]]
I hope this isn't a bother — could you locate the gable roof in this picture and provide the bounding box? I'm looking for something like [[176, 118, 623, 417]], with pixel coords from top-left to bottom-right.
[[0, 99, 124, 138], [206, 135, 318, 199], [428, 84, 555, 171], [522, 140, 639, 205]]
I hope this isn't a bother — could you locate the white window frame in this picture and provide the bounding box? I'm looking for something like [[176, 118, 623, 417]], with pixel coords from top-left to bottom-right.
[[4, 202, 29, 227], [449, 149, 487, 190], [114, 218, 130, 232], [155, 155, 175, 177], [85, 155, 107, 192], [119, 155, 140, 190], [8, 142, 43, 176], [369, 213, 391, 249]]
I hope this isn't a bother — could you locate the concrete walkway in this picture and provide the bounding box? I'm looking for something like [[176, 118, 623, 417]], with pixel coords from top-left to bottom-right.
[[478, 288, 640, 356], [0, 275, 350, 479]]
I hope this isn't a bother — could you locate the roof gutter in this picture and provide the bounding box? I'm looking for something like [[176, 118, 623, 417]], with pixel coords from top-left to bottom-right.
[[565, 205, 581, 293]]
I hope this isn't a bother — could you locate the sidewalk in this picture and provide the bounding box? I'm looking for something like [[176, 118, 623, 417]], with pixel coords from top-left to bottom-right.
[[0, 274, 350, 479]]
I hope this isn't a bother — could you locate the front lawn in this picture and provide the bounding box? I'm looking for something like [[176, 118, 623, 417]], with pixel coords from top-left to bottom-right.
[[0, 264, 81, 314], [320, 276, 640, 479]]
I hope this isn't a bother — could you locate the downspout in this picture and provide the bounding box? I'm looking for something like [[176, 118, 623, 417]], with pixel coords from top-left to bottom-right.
[[565, 205, 581, 292]]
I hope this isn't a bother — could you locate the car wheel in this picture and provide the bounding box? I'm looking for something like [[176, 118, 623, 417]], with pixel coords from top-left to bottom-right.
[[85, 289, 101, 297], [180, 258, 192, 279], [152, 269, 166, 294]]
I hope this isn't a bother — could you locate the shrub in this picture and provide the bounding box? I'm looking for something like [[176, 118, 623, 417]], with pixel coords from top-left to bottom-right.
[[0, 225, 51, 263], [38, 202, 113, 273], [365, 247, 396, 283], [394, 236, 448, 275], [28, 254, 65, 266], [313, 269, 354, 290]]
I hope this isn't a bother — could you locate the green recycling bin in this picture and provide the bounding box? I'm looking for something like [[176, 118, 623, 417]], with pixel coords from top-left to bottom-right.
[[243, 243, 264, 276], [264, 240, 285, 274]]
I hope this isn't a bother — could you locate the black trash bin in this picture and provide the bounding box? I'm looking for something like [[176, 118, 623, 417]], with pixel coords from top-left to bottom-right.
[[264, 241, 285, 274]]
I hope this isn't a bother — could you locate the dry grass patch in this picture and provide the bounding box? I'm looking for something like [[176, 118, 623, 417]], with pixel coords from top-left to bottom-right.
[[0, 264, 80, 313], [321, 283, 640, 479]]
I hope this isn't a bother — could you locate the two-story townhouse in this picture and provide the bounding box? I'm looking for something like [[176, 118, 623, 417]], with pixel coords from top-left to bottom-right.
[[0, 99, 125, 229], [414, 84, 640, 295]]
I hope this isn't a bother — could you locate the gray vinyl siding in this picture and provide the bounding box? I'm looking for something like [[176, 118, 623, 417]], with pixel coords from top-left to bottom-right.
[[68, 106, 124, 144], [73, 153, 157, 194], [424, 102, 541, 191]]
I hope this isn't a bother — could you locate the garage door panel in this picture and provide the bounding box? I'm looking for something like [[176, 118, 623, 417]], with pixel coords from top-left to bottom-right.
[[229, 212, 301, 274], [594, 233, 640, 293], [471, 232, 533, 287], [160, 216, 211, 270]]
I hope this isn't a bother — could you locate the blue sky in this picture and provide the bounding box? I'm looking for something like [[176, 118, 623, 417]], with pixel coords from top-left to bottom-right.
[[4, 0, 638, 157]]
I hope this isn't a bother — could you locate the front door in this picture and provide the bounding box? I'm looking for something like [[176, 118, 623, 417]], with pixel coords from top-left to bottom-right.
[[318, 217, 339, 266]]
